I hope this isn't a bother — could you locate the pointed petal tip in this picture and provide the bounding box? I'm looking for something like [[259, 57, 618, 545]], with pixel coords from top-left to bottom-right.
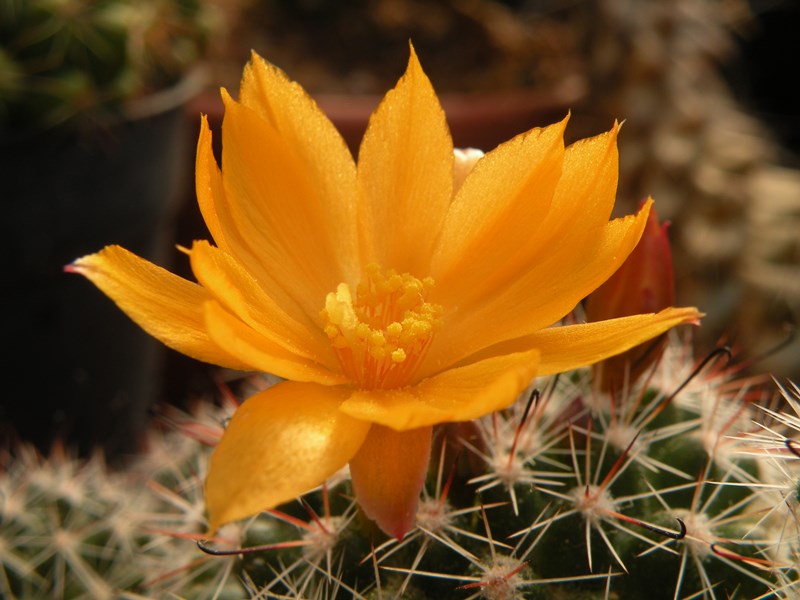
[[634, 197, 654, 221], [538, 112, 570, 138], [402, 40, 429, 84], [682, 307, 704, 326], [63, 255, 95, 275], [596, 119, 622, 145], [204, 519, 219, 538], [220, 87, 236, 107], [653, 305, 703, 329], [370, 504, 416, 541], [407, 39, 419, 61], [65, 246, 116, 274], [389, 521, 413, 541], [242, 49, 264, 76]]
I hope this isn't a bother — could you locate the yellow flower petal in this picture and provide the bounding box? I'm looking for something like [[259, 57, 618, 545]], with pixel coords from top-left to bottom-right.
[[357, 44, 453, 273], [67, 246, 250, 370], [219, 91, 356, 317], [424, 202, 652, 377], [195, 108, 323, 332], [538, 122, 620, 238], [194, 115, 234, 249], [462, 307, 701, 376], [349, 424, 432, 540], [431, 115, 568, 297], [189, 240, 334, 366], [237, 52, 361, 280], [203, 300, 346, 385], [205, 382, 369, 533], [195, 116, 227, 249], [340, 349, 540, 430]]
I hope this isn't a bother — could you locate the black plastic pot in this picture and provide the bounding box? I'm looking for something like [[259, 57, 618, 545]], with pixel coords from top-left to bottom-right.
[[2, 73, 203, 460]]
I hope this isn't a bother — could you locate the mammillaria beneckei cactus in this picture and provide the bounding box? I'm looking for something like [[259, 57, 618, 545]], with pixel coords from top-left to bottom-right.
[[4, 335, 797, 598]]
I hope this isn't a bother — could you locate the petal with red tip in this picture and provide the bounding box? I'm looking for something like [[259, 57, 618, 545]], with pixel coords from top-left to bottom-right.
[[67, 245, 249, 371], [349, 424, 433, 540]]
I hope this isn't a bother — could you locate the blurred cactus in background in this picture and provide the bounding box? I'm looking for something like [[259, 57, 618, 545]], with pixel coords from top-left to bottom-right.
[[580, 0, 800, 380], [0, 0, 216, 136]]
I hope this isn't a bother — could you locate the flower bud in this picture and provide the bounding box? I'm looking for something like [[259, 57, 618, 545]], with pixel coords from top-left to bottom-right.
[[585, 200, 675, 391]]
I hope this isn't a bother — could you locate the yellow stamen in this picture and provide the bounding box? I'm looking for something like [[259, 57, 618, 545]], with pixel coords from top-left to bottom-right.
[[320, 264, 442, 389]]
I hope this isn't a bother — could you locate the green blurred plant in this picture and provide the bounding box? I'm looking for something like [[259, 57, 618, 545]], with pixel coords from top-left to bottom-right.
[[0, 0, 216, 135]]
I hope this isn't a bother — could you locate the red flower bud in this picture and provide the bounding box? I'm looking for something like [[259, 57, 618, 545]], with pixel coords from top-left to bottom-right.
[[585, 200, 675, 390]]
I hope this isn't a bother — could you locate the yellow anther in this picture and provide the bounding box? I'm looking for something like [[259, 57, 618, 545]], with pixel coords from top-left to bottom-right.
[[369, 331, 386, 347], [410, 320, 431, 336], [386, 322, 403, 337], [320, 264, 443, 389], [386, 273, 403, 292], [356, 322, 371, 340]]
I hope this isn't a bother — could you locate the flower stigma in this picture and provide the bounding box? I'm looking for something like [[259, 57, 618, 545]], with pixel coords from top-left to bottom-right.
[[320, 263, 443, 390]]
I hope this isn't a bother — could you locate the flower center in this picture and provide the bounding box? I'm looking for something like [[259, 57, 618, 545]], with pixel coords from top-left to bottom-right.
[[320, 264, 443, 389]]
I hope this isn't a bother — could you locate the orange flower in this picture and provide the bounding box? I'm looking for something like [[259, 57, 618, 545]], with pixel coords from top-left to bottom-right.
[[68, 47, 700, 539], [585, 202, 676, 390]]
